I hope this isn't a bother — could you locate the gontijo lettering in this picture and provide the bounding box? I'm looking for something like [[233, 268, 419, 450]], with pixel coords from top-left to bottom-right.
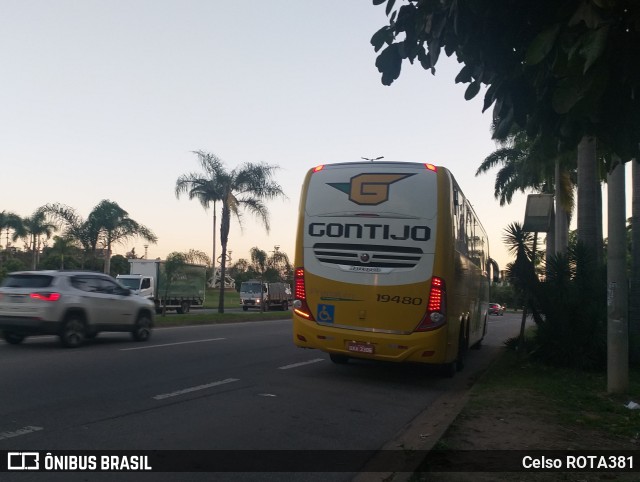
[[308, 223, 430, 241]]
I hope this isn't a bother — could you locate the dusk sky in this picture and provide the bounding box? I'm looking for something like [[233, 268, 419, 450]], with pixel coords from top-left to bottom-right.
[[1, 1, 629, 271]]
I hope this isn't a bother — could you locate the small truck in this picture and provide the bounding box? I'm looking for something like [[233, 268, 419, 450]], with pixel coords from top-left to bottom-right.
[[239, 280, 292, 311], [117, 259, 206, 314]]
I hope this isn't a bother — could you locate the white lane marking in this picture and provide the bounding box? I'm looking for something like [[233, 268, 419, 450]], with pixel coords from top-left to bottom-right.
[[0, 426, 43, 440], [120, 338, 225, 351], [278, 358, 325, 370], [153, 378, 240, 400]]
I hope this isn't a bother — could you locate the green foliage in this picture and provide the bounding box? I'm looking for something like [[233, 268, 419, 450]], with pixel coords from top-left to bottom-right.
[[109, 254, 129, 277], [533, 243, 607, 369], [0, 257, 27, 281], [490, 283, 518, 309], [372, 0, 640, 160]]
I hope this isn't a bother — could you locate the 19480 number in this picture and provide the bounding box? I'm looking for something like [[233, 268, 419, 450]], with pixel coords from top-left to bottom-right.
[[376, 294, 423, 305]]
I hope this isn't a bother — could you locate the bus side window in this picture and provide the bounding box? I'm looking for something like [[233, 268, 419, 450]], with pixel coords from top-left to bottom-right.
[[456, 198, 468, 255]]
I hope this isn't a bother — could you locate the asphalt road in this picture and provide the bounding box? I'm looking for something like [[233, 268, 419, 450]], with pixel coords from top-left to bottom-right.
[[0, 313, 523, 481]]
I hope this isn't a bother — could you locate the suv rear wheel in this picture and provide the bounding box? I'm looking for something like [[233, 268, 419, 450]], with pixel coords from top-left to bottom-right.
[[132, 315, 152, 342], [59, 316, 86, 348], [3, 331, 25, 345]]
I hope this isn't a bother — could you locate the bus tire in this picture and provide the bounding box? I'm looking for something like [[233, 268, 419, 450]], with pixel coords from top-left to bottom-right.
[[456, 322, 469, 372], [443, 323, 468, 377], [281, 301, 288, 311], [242, 306, 248, 312], [329, 354, 349, 364], [472, 318, 487, 350]]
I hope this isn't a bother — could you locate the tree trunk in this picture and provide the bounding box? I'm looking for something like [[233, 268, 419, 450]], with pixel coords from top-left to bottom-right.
[[217, 205, 231, 314], [577, 136, 602, 262], [31, 235, 37, 270], [104, 239, 112, 275], [607, 159, 628, 394], [630, 160, 640, 351], [212, 201, 217, 283], [554, 159, 569, 256]]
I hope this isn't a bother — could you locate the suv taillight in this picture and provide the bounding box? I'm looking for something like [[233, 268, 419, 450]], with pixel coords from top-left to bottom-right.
[[30, 292, 61, 302], [293, 267, 315, 321], [414, 276, 446, 332]]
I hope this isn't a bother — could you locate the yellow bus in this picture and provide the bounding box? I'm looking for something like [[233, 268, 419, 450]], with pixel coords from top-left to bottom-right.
[[292, 161, 497, 376]]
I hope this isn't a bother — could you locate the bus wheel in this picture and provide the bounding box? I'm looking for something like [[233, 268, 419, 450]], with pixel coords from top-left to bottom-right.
[[442, 324, 468, 377], [472, 318, 487, 350], [329, 354, 349, 364], [456, 324, 469, 371]]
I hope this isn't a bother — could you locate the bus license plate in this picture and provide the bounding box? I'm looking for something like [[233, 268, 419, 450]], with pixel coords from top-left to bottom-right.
[[348, 342, 374, 354]]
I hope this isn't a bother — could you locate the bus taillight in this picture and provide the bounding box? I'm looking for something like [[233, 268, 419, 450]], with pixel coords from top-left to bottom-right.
[[414, 276, 447, 331], [293, 267, 315, 321]]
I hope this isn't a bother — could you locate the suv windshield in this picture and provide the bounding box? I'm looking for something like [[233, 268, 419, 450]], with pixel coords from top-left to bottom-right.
[[1, 274, 54, 288]]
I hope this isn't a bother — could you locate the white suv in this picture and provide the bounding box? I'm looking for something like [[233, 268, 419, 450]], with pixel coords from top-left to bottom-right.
[[0, 271, 155, 348]]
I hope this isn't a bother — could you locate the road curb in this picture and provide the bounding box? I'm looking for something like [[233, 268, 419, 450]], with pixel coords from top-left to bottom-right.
[[353, 345, 503, 482]]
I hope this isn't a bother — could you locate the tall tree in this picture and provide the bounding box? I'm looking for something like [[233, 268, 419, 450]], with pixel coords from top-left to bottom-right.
[[268, 246, 292, 283], [175, 151, 286, 313], [12, 210, 56, 269], [0, 210, 22, 272], [174, 151, 225, 279], [43, 201, 157, 273], [632, 160, 640, 348], [372, 0, 640, 392], [476, 126, 576, 265], [88, 200, 158, 275], [607, 158, 628, 392], [48, 235, 77, 270], [41, 203, 102, 268], [0, 210, 21, 250]]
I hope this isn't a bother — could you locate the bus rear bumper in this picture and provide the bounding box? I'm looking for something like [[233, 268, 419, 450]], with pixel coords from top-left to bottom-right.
[[292, 314, 452, 364]]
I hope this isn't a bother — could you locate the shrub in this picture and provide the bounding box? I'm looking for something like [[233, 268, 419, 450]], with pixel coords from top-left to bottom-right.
[[532, 244, 607, 370]]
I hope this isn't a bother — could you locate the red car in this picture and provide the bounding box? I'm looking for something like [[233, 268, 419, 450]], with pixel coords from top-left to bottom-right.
[[489, 303, 504, 316]]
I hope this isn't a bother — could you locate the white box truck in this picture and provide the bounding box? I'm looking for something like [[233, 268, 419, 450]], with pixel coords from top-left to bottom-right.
[[117, 259, 206, 314], [239, 280, 292, 311]]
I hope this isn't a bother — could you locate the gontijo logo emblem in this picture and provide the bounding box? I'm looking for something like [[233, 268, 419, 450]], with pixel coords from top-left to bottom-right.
[[328, 173, 415, 206]]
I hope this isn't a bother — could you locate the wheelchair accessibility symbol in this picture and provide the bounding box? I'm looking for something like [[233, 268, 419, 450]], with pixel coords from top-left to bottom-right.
[[317, 304, 335, 323]]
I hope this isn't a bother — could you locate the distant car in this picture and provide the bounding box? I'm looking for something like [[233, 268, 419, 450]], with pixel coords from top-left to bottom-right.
[[0, 270, 155, 348], [488, 303, 504, 316]]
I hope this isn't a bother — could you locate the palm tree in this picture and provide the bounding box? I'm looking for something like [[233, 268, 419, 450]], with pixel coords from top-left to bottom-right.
[[41, 203, 102, 268], [0, 210, 21, 251], [175, 150, 286, 313], [88, 200, 158, 274], [42, 201, 157, 273], [0, 211, 22, 273], [632, 160, 640, 347], [174, 151, 225, 276], [476, 126, 576, 263], [12, 210, 57, 269]]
